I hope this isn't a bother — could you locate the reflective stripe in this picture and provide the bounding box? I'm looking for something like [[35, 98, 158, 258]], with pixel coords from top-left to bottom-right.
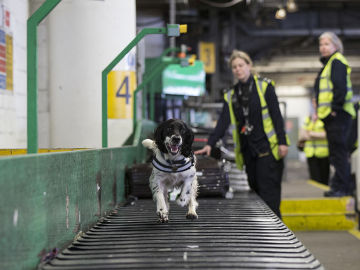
[[319, 88, 332, 93], [313, 144, 328, 148], [224, 89, 244, 170], [266, 129, 276, 139], [318, 102, 331, 107], [306, 142, 328, 148]]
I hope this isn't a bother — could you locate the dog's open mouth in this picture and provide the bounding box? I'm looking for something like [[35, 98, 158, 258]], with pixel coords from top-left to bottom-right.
[[166, 143, 181, 155]]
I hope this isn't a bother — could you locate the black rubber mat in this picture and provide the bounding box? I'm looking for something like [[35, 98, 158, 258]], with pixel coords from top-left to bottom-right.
[[42, 192, 324, 269]]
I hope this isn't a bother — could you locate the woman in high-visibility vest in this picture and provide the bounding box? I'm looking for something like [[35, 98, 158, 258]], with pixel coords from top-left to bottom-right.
[[301, 104, 329, 185], [195, 50, 289, 218], [314, 32, 355, 197]]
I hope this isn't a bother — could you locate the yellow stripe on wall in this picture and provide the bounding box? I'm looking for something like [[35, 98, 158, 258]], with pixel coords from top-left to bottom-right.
[[0, 149, 89, 156]]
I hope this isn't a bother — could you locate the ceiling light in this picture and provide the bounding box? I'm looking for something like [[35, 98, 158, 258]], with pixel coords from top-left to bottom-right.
[[275, 7, 286, 20], [287, 0, 298, 12]]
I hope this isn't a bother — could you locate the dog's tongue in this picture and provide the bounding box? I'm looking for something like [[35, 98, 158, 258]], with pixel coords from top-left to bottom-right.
[[170, 144, 179, 153]]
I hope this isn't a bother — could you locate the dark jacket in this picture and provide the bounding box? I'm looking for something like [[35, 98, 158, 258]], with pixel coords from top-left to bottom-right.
[[207, 75, 287, 158], [348, 102, 359, 154]]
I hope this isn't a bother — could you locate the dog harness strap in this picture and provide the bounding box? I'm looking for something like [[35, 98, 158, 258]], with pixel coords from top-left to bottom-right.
[[160, 152, 187, 165], [152, 156, 193, 173]]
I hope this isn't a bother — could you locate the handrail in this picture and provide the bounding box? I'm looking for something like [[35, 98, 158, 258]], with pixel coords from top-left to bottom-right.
[[102, 25, 187, 148], [102, 28, 165, 148], [27, 0, 62, 154]]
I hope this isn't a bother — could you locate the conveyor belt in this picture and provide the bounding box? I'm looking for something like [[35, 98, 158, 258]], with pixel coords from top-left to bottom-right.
[[42, 192, 324, 269]]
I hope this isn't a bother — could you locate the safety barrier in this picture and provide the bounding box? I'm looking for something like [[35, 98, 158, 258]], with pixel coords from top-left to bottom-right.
[[0, 119, 156, 270]]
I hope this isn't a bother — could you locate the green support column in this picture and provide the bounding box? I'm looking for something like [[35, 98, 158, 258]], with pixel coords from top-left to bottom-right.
[[142, 86, 147, 119], [27, 0, 62, 154], [150, 90, 155, 121]]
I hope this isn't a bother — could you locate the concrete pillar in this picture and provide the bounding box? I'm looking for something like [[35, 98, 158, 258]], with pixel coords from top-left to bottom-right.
[[48, 0, 136, 148]]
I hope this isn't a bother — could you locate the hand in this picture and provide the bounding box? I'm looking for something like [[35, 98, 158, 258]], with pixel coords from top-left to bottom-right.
[[302, 130, 311, 141], [311, 113, 318, 121], [194, 145, 212, 156], [278, 145, 288, 158], [331, 111, 337, 117]]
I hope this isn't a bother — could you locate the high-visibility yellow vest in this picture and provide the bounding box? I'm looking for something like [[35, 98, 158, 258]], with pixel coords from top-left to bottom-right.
[[317, 52, 355, 119], [303, 116, 329, 158], [224, 76, 289, 170]]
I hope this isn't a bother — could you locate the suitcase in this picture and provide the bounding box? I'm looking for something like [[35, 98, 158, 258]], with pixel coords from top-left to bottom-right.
[[125, 163, 153, 198], [125, 155, 229, 199], [195, 155, 229, 198]]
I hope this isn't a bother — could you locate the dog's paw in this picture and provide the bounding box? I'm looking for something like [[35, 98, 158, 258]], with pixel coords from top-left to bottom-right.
[[157, 210, 169, 223], [186, 212, 198, 220], [142, 139, 155, 150]]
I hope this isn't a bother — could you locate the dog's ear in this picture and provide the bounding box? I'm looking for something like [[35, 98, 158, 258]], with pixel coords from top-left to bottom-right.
[[181, 123, 194, 157], [154, 121, 169, 153]]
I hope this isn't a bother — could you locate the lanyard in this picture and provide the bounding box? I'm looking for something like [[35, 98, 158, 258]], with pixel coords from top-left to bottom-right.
[[238, 80, 254, 135]]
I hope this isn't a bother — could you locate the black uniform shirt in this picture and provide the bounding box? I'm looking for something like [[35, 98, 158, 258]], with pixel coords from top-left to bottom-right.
[[207, 75, 287, 158]]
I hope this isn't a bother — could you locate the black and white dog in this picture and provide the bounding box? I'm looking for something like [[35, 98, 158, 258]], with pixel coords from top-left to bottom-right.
[[142, 119, 198, 223]]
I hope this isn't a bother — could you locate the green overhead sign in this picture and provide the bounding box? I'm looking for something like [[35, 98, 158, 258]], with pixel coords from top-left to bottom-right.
[[162, 60, 205, 96]]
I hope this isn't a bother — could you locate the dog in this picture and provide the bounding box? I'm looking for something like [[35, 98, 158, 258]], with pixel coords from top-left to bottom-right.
[[142, 119, 198, 223]]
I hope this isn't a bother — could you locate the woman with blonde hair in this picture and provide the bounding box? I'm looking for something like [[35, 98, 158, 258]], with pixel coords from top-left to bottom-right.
[[314, 32, 355, 197], [195, 50, 289, 218]]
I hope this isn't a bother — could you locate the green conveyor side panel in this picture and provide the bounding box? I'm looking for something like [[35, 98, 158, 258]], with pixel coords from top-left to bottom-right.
[[0, 120, 157, 270]]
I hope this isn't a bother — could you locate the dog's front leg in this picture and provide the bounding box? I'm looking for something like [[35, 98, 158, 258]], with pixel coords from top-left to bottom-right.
[[177, 172, 198, 220], [155, 186, 169, 223], [177, 179, 192, 207], [155, 190, 169, 223], [186, 177, 199, 220], [150, 173, 169, 223]]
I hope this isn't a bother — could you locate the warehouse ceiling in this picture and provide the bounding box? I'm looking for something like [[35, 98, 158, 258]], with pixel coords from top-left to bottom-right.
[[136, 0, 360, 98]]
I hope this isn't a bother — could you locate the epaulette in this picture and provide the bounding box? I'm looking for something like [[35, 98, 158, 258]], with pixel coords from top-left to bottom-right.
[[221, 87, 233, 96], [259, 76, 275, 86]]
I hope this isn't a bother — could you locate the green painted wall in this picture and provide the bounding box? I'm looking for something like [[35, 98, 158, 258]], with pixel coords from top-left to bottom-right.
[[0, 120, 156, 270]]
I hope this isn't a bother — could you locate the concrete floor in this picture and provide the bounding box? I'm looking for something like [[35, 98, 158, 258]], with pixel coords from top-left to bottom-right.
[[282, 159, 360, 270]]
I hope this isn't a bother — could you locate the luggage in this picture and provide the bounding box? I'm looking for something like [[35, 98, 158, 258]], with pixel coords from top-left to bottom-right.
[[195, 155, 229, 198], [125, 163, 153, 198], [125, 156, 229, 199]]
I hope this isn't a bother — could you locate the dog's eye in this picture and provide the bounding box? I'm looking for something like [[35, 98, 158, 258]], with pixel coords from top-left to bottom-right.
[[180, 128, 186, 134], [167, 127, 173, 132]]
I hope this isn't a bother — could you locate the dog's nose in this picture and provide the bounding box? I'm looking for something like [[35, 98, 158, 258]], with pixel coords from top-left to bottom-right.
[[172, 136, 181, 144]]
